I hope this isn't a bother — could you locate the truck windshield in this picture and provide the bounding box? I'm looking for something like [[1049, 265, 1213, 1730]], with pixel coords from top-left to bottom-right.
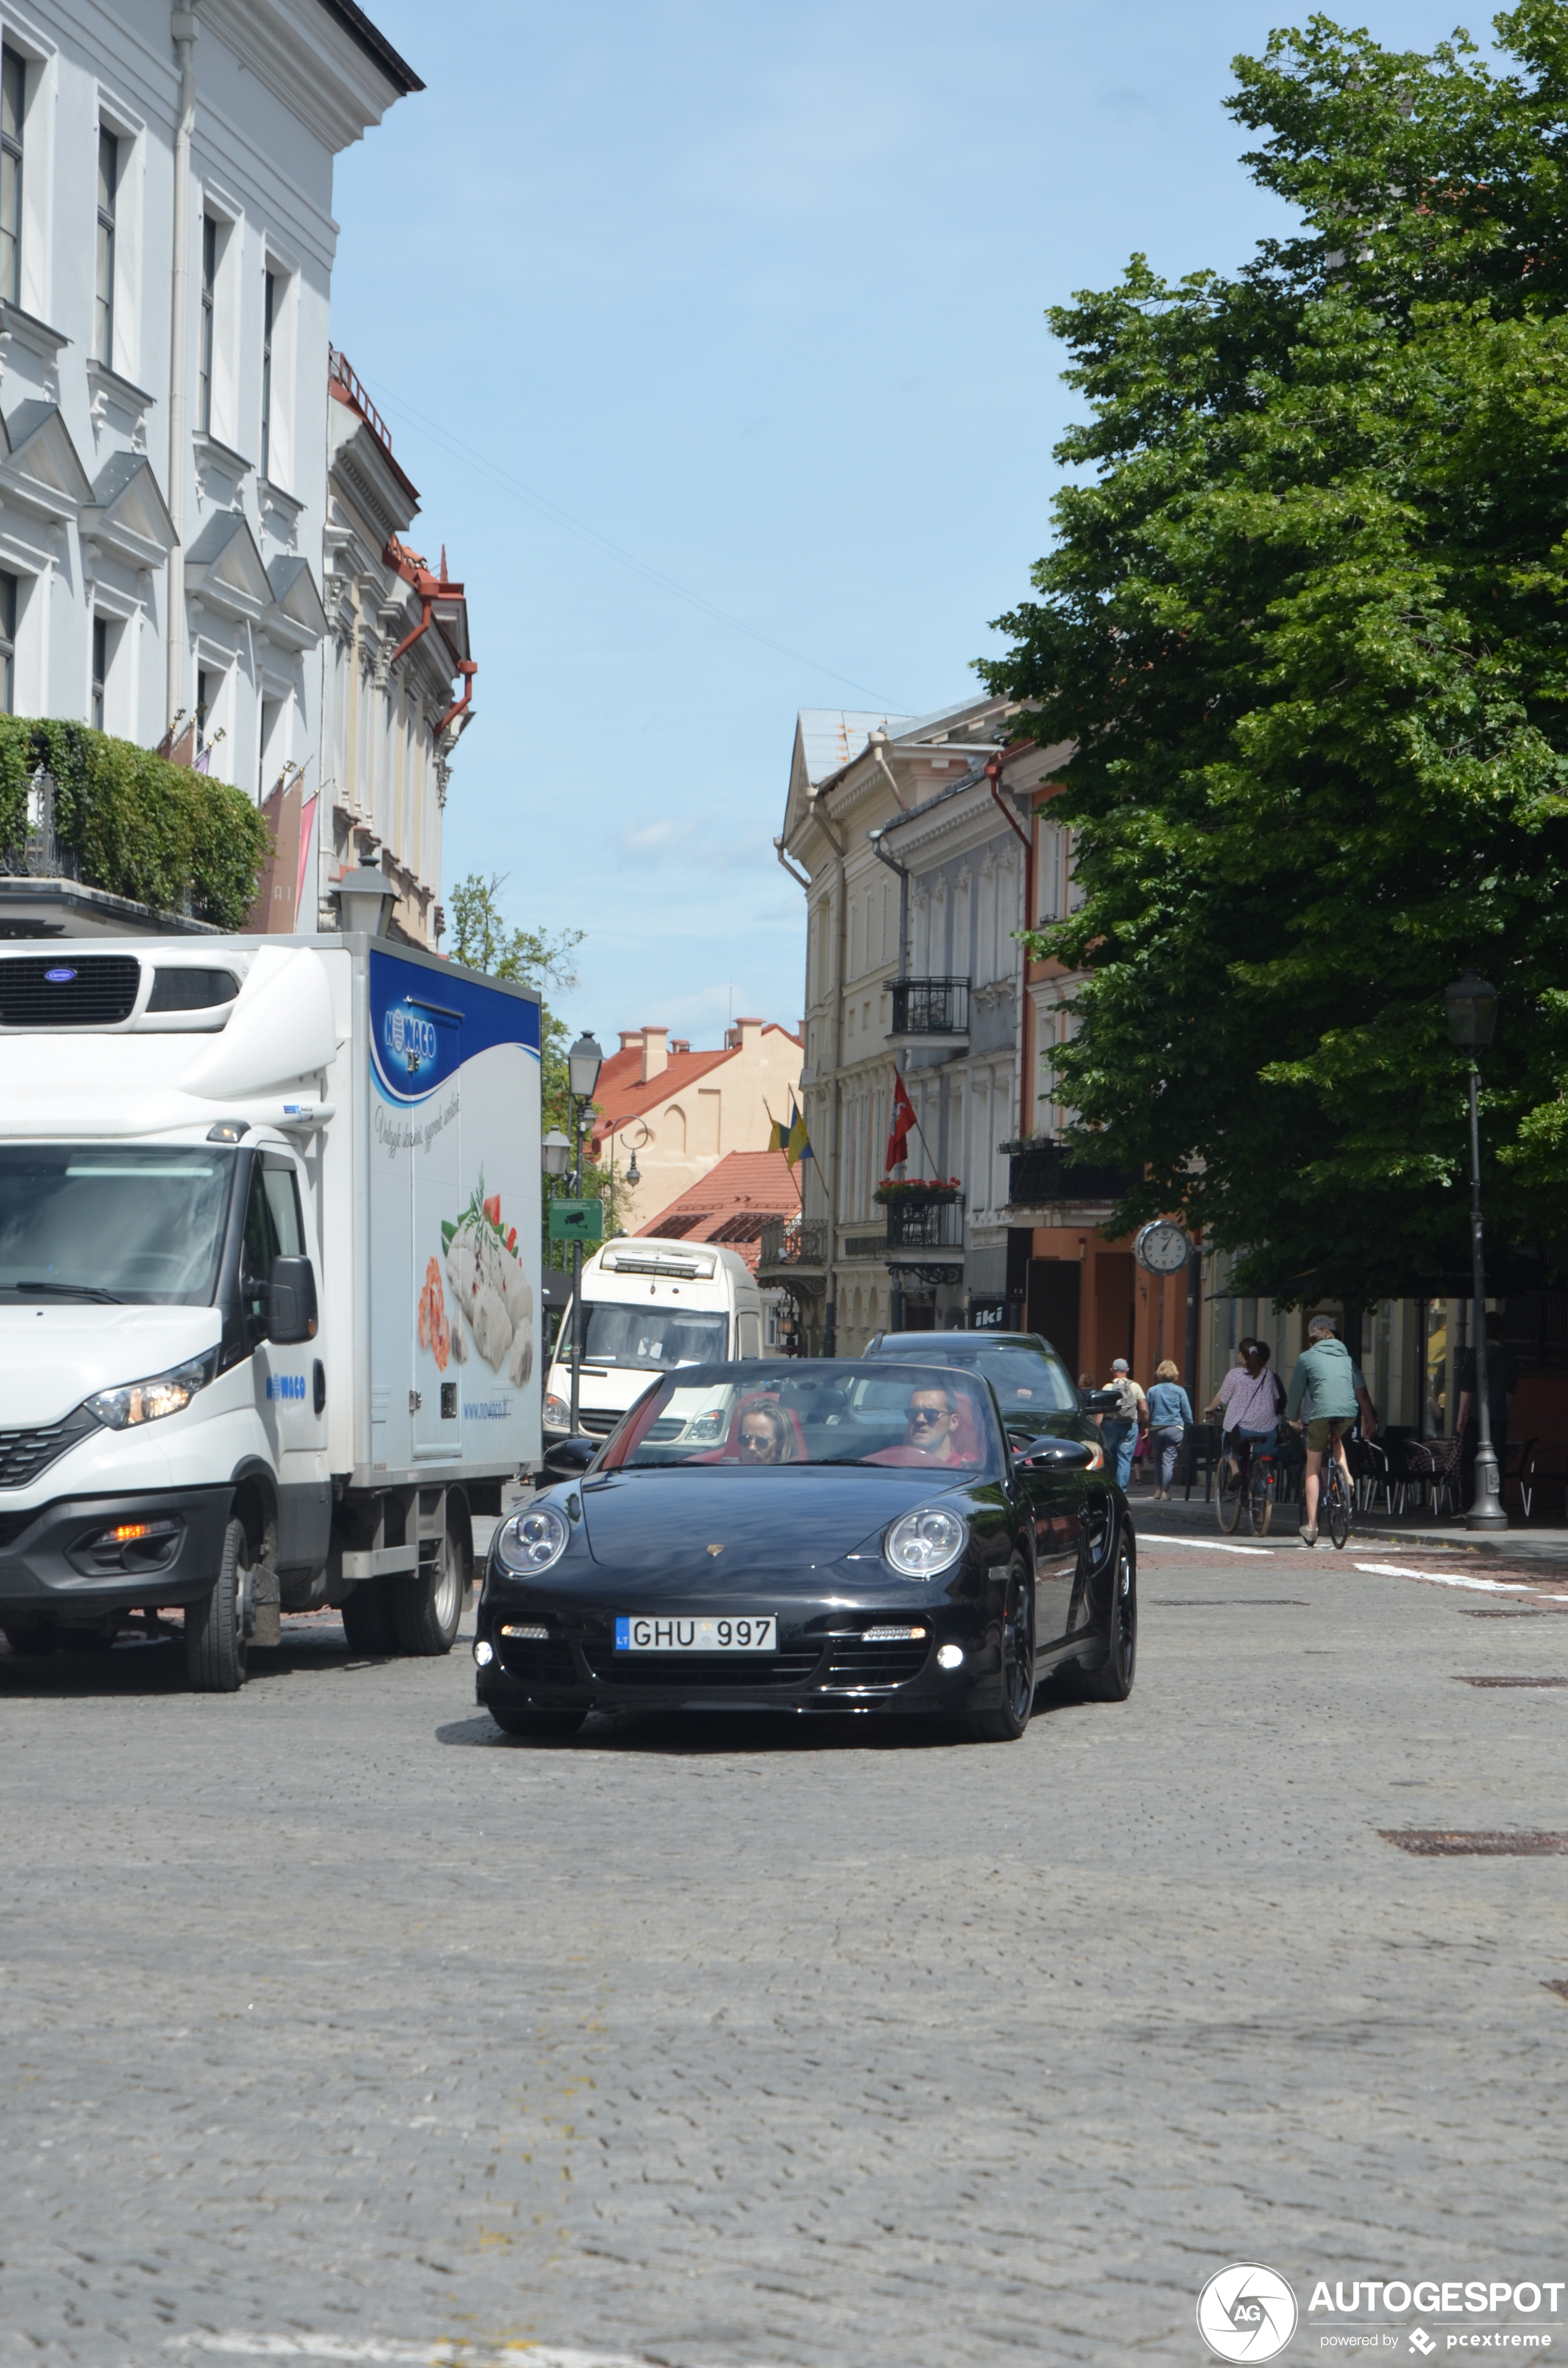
[[0, 1145, 235, 1305], [582, 1303, 728, 1372]]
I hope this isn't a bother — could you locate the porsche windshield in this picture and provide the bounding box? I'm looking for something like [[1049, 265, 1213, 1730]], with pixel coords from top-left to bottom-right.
[[0, 1145, 236, 1304], [603, 1361, 1003, 1474]]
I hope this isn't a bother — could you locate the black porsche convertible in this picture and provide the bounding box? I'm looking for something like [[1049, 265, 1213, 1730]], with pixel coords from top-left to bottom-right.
[[474, 1358, 1135, 1743]]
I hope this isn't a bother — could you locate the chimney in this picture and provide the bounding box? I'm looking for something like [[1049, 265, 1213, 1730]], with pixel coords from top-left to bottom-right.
[[641, 1026, 668, 1082], [618, 1029, 643, 1054], [670, 1037, 691, 1055], [735, 1018, 762, 1055]]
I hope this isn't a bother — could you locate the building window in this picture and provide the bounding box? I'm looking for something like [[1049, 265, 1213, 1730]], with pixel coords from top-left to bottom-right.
[[95, 128, 119, 367], [0, 572, 17, 714], [91, 616, 107, 731], [0, 48, 24, 308], [259, 269, 276, 480], [196, 665, 211, 748], [198, 214, 216, 433]]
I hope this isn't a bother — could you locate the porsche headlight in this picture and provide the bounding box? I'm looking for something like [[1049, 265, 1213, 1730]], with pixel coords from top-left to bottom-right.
[[883, 1506, 968, 1579], [87, 1350, 216, 1431], [494, 1502, 570, 1577]]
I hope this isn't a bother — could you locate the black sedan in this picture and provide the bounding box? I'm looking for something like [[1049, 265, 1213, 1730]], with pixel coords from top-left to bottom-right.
[[474, 1358, 1135, 1742]]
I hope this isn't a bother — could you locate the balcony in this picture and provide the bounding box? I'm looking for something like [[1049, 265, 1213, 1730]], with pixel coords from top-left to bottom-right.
[[888, 975, 969, 1051], [1004, 1140, 1140, 1213], [758, 1216, 830, 1296], [883, 1195, 965, 1281]]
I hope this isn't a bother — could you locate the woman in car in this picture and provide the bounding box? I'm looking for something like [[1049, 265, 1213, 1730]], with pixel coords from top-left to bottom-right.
[[735, 1402, 791, 1463]]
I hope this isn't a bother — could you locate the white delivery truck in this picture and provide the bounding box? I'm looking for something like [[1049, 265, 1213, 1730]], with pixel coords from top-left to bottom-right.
[[0, 932, 540, 1689], [543, 1235, 763, 1442]]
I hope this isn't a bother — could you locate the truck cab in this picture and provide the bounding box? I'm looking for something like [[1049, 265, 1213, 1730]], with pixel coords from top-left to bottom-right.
[[543, 1237, 763, 1442]]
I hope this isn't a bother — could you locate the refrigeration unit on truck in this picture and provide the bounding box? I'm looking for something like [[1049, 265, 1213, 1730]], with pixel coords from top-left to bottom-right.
[[543, 1236, 763, 1441], [0, 934, 541, 1689]]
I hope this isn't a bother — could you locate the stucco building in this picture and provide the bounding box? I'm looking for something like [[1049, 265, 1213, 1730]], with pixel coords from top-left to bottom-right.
[[591, 1019, 802, 1237]]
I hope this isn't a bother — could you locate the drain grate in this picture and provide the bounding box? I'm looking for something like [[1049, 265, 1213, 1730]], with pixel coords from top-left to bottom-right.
[[1461, 1607, 1568, 1618], [1544, 1981, 1568, 2002], [1149, 1598, 1310, 1607], [1454, 1675, 1568, 1689], [1380, 1830, 1568, 1856]]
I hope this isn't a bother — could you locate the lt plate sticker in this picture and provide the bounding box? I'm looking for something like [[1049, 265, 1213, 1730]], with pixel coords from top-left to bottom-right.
[[615, 1616, 777, 1652]]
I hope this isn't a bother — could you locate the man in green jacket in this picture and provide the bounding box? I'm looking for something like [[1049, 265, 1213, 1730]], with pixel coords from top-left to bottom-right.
[[1286, 1316, 1361, 1547]]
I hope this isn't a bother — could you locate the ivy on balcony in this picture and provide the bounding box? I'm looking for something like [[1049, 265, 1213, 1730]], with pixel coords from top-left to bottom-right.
[[0, 718, 269, 929]]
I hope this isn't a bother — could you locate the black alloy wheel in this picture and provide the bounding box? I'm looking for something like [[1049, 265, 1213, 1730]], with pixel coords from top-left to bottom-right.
[[966, 1557, 1036, 1743], [489, 1702, 586, 1741], [1217, 1452, 1243, 1534], [1082, 1539, 1136, 1702]]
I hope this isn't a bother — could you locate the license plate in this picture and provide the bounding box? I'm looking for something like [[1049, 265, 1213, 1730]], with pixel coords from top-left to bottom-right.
[[614, 1615, 777, 1652]]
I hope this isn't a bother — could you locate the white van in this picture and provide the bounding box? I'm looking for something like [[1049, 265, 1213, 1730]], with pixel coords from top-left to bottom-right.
[[543, 1237, 763, 1440]]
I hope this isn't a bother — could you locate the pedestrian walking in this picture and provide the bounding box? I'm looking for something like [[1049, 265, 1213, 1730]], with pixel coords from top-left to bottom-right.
[[1285, 1315, 1360, 1546], [1101, 1357, 1147, 1491], [1145, 1359, 1193, 1501]]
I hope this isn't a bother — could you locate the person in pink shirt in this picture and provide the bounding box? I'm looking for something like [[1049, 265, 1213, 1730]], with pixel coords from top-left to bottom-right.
[[1203, 1339, 1285, 1480]]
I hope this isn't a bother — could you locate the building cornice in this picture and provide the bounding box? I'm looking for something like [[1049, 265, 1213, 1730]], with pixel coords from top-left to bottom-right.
[[198, 0, 415, 153]]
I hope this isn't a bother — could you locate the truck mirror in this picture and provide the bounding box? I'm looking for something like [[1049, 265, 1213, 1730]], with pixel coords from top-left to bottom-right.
[[267, 1254, 318, 1344]]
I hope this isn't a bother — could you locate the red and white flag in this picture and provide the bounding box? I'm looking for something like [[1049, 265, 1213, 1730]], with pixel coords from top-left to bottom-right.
[[885, 1071, 917, 1172]]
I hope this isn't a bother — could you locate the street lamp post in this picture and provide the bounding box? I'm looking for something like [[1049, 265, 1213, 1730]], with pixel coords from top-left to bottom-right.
[[565, 1033, 604, 1439], [541, 1128, 570, 1391], [1444, 971, 1506, 1532]]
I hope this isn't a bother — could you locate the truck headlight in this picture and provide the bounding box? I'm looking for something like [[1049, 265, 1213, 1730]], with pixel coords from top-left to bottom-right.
[[494, 1502, 570, 1576], [883, 1506, 967, 1578], [87, 1351, 217, 1431], [543, 1392, 570, 1433]]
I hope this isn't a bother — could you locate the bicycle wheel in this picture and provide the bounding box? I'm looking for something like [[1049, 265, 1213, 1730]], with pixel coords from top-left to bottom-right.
[[1217, 1454, 1243, 1534], [1327, 1457, 1352, 1551], [1248, 1460, 1274, 1538]]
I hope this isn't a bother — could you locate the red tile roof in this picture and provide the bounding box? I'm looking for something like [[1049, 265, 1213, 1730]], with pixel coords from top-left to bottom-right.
[[638, 1151, 799, 1272], [590, 1024, 799, 1147]]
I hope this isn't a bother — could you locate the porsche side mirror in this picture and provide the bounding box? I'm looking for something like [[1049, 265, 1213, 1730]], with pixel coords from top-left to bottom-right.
[[1082, 1387, 1121, 1413], [1017, 1436, 1096, 1471], [542, 1435, 598, 1483]]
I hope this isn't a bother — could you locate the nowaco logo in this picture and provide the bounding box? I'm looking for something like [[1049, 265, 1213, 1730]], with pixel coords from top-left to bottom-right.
[[1198, 2265, 1300, 2362], [265, 1374, 307, 1403], [384, 1005, 437, 1071]]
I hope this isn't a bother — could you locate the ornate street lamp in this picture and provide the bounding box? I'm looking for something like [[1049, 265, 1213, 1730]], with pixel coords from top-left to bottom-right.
[[1444, 971, 1506, 1531], [541, 1128, 570, 1178]]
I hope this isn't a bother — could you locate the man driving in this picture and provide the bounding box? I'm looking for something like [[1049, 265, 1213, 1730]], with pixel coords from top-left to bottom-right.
[[901, 1385, 959, 1463]]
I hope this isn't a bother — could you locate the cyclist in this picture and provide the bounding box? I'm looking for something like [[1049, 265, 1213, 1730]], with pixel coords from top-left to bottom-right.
[[1203, 1338, 1283, 1485], [1285, 1315, 1359, 1547]]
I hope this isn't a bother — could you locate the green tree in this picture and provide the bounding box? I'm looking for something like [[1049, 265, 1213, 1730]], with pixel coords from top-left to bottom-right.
[[446, 872, 628, 1245], [980, 4, 1568, 1303]]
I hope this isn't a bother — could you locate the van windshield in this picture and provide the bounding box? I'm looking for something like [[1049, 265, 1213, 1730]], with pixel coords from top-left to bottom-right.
[[0, 1145, 236, 1304], [583, 1303, 728, 1372]]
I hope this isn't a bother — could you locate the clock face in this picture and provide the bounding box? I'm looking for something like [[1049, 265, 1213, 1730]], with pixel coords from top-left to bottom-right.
[[1136, 1220, 1190, 1276]]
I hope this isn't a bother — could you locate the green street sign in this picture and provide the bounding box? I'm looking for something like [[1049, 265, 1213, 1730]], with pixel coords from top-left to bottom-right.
[[549, 1197, 604, 1243]]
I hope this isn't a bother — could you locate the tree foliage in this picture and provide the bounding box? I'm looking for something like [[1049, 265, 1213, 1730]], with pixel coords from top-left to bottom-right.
[[0, 716, 267, 927], [980, 3, 1568, 1302]]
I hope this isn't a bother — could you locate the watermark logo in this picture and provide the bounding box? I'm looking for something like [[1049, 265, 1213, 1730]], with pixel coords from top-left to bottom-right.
[[1198, 2265, 1300, 2362], [1409, 2333, 1437, 2357]]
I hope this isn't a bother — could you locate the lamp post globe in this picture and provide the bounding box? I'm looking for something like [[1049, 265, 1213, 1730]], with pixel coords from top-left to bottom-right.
[[1445, 972, 1507, 1531], [567, 1032, 604, 1103], [541, 1129, 570, 1179]]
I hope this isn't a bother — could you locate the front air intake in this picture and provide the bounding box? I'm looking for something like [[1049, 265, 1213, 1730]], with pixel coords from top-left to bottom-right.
[[0, 955, 142, 1027]]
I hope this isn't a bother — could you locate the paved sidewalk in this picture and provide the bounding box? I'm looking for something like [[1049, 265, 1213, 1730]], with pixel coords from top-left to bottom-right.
[[1128, 1479, 1568, 1565]]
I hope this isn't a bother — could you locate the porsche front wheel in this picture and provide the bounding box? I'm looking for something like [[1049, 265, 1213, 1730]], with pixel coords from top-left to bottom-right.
[[965, 1561, 1035, 1743]]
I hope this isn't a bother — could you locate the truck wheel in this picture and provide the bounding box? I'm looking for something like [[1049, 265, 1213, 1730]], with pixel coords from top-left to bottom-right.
[[392, 1528, 463, 1656], [340, 1583, 398, 1656], [185, 1518, 251, 1692]]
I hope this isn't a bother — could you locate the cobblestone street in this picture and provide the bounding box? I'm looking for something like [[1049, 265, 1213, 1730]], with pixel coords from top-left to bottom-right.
[[4, 1538, 1567, 2367]]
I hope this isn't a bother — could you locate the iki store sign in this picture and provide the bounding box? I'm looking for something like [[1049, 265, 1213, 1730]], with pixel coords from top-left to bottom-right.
[[1198, 2265, 1566, 2360]]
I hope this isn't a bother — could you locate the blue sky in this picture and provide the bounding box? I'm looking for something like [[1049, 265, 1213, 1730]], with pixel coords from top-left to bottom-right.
[[330, 0, 1494, 1048]]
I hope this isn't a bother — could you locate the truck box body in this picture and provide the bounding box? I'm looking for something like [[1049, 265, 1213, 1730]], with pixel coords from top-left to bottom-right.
[[0, 933, 540, 1676]]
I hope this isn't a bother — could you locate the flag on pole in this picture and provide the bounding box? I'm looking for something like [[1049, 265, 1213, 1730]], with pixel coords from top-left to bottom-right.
[[784, 1098, 814, 1169], [886, 1071, 917, 1171]]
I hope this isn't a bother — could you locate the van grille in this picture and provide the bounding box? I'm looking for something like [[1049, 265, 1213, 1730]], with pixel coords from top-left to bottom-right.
[[0, 955, 141, 1027], [0, 1405, 101, 1488]]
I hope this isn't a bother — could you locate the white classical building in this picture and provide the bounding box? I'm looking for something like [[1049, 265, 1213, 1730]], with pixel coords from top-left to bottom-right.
[[0, 1, 469, 944]]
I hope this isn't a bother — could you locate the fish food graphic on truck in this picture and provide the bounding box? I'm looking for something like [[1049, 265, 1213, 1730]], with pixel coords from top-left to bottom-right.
[[417, 1181, 533, 1385], [0, 931, 540, 1696]]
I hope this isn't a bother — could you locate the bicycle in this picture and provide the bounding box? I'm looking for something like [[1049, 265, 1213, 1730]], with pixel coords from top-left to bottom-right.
[[1321, 1442, 1353, 1550]]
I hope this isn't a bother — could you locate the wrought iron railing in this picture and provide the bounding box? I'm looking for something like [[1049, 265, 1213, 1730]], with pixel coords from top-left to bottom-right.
[[888, 976, 969, 1036], [0, 770, 75, 881], [759, 1216, 829, 1270], [885, 1199, 965, 1254], [1005, 1140, 1139, 1207]]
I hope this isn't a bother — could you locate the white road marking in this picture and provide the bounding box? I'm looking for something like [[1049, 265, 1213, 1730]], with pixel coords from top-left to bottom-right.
[[1137, 1533, 1274, 1557], [1353, 1561, 1559, 1598], [169, 2340, 675, 2367]]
